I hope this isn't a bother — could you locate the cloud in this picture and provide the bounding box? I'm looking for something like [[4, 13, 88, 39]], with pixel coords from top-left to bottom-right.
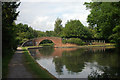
[[31, 16, 55, 31], [61, 13, 90, 27], [16, 2, 90, 31]]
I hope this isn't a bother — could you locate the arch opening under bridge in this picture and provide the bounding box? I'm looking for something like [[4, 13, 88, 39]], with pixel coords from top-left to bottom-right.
[[33, 37, 63, 47]]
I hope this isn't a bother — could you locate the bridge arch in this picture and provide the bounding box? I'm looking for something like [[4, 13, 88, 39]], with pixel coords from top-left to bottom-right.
[[39, 39, 54, 45], [38, 39, 56, 45], [21, 39, 33, 47], [33, 37, 63, 47]]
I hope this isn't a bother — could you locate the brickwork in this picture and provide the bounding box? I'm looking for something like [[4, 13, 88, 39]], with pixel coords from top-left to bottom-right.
[[33, 37, 77, 47], [33, 37, 62, 47]]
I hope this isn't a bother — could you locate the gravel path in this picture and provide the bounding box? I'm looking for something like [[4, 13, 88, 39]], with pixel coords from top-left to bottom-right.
[[7, 47, 34, 78]]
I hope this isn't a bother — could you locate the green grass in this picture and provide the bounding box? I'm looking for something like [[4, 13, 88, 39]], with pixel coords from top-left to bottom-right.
[[39, 43, 54, 47], [22, 47, 57, 79], [2, 50, 14, 78]]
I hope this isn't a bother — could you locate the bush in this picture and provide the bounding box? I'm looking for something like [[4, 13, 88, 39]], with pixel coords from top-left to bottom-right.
[[62, 38, 67, 44], [62, 38, 85, 45]]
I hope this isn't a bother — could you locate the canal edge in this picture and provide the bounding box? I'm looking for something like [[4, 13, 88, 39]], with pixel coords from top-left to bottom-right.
[[22, 47, 58, 79]]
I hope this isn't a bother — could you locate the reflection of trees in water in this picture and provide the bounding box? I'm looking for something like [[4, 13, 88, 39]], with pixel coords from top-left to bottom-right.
[[39, 47, 54, 56], [88, 48, 120, 79], [89, 48, 119, 67], [62, 49, 90, 72], [88, 66, 120, 79], [53, 57, 64, 75], [53, 48, 93, 73], [53, 48, 120, 78]]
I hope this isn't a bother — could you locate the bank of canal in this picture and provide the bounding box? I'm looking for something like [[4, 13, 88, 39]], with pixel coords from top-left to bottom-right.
[[22, 47, 57, 79]]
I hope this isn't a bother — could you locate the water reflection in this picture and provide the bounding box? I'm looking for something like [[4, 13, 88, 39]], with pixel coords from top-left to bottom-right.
[[39, 47, 54, 56], [28, 47, 120, 79], [88, 48, 120, 79]]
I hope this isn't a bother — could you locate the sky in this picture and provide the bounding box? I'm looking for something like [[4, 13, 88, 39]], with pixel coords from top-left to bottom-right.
[[16, 0, 91, 32]]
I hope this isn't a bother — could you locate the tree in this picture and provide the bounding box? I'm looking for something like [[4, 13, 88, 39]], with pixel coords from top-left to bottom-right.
[[36, 31, 46, 37], [54, 18, 63, 36], [84, 2, 120, 42], [63, 20, 92, 39], [109, 25, 120, 47], [45, 31, 56, 37], [2, 2, 20, 56], [26, 27, 34, 39], [16, 23, 44, 45]]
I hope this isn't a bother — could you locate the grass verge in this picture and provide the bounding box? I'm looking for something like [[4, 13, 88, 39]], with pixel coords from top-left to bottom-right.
[[22, 47, 57, 79]]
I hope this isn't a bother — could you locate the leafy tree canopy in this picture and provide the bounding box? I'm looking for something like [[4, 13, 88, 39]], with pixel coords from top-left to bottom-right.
[[84, 2, 120, 41], [54, 18, 63, 36], [2, 2, 20, 56], [63, 20, 92, 39]]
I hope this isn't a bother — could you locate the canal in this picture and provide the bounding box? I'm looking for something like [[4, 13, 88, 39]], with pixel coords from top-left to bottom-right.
[[28, 47, 120, 79]]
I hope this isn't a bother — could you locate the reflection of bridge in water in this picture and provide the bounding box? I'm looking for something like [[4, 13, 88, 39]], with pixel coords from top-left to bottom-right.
[[32, 47, 110, 58], [35, 48, 78, 57]]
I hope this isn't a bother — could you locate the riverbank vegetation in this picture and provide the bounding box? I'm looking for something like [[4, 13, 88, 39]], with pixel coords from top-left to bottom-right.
[[22, 47, 57, 79], [62, 38, 85, 45], [84, 2, 120, 47]]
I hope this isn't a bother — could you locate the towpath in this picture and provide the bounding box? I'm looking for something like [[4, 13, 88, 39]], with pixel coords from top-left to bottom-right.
[[7, 47, 34, 78]]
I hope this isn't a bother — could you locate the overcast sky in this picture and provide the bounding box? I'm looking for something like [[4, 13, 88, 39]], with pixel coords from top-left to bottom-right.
[[16, 0, 91, 32]]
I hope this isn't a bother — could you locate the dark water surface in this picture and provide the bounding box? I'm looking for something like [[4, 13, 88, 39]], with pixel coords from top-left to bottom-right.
[[28, 47, 120, 79]]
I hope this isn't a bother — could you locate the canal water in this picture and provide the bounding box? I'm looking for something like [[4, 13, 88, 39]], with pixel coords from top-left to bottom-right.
[[28, 47, 120, 79]]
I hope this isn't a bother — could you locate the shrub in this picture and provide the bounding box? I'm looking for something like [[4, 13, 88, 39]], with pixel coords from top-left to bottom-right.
[[62, 38, 85, 45], [62, 38, 67, 44]]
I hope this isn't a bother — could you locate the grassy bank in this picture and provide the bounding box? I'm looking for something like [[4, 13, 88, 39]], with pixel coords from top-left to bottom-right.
[[2, 50, 14, 78], [22, 47, 57, 79]]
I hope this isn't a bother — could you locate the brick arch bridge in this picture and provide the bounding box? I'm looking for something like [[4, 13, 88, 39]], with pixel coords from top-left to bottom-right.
[[33, 37, 63, 47], [22, 37, 77, 47]]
